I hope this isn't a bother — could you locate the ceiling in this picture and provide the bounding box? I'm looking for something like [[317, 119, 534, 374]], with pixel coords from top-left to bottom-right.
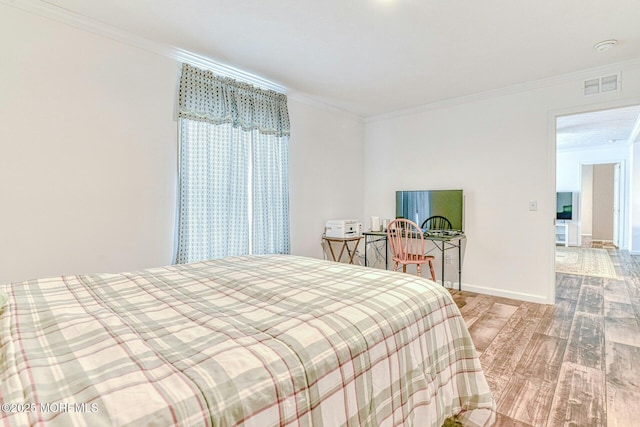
[[557, 105, 640, 152], [39, 0, 640, 118]]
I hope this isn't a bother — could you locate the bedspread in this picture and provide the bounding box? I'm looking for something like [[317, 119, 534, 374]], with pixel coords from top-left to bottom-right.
[[0, 255, 495, 426]]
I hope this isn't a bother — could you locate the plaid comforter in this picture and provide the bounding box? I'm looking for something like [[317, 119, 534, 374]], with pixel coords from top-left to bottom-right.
[[0, 255, 495, 426]]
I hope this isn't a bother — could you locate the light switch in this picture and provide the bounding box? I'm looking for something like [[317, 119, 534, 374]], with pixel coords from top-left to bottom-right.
[[529, 200, 537, 211]]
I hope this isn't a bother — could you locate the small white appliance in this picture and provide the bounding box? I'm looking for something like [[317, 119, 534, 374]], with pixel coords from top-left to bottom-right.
[[325, 219, 361, 238]]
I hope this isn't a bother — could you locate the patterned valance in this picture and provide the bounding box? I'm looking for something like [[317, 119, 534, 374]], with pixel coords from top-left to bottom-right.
[[178, 64, 290, 137]]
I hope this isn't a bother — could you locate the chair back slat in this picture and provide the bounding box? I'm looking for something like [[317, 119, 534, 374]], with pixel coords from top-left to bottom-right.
[[420, 215, 453, 230], [387, 219, 426, 264]]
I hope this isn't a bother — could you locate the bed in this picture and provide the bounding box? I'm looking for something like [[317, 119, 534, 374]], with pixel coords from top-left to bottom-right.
[[0, 255, 495, 426]]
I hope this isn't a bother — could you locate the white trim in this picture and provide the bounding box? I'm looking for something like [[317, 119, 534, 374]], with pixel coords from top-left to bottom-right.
[[0, 0, 287, 93], [630, 251, 640, 256], [446, 283, 551, 305], [548, 106, 558, 304], [173, 49, 286, 93], [287, 91, 364, 122], [558, 143, 631, 153], [551, 98, 640, 122], [367, 58, 640, 123]]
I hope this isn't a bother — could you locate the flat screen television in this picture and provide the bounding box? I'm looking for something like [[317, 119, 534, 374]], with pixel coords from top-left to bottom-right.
[[556, 192, 573, 220], [395, 190, 464, 230]]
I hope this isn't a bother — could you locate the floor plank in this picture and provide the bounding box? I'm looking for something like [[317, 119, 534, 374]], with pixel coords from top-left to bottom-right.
[[493, 412, 534, 427], [451, 248, 640, 426], [625, 277, 640, 299], [479, 302, 547, 400], [630, 297, 640, 323], [583, 275, 605, 287], [516, 332, 567, 382], [495, 374, 556, 426], [467, 302, 518, 353], [454, 293, 497, 329], [536, 297, 576, 339], [604, 317, 640, 347], [605, 341, 640, 427], [564, 312, 605, 370], [576, 285, 604, 315], [555, 274, 582, 300], [605, 385, 640, 427], [546, 362, 606, 427], [603, 301, 636, 319], [603, 278, 630, 304]]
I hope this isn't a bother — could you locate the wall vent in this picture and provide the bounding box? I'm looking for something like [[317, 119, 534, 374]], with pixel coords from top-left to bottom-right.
[[583, 73, 621, 96]]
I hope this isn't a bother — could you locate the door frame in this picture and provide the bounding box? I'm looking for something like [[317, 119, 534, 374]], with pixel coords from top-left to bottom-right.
[[577, 160, 626, 249], [548, 96, 640, 304]]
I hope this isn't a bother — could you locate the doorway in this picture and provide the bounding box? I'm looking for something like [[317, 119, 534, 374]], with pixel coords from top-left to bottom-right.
[[555, 104, 640, 251], [579, 162, 622, 248]]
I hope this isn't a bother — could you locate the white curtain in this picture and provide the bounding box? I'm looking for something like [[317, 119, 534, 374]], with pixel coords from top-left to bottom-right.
[[176, 64, 290, 264], [252, 131, 290, 254]]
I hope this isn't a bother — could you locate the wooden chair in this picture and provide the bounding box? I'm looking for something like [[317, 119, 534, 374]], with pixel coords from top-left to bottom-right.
[[421, 215, 453, 231], [387, 218, 437, 280]]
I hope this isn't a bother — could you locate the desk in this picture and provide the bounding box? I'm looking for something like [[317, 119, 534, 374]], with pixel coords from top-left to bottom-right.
[[323, 236, 362, 264], [363, 231, 466, 290]]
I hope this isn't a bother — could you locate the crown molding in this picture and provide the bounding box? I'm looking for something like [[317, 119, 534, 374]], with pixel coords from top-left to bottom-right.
[[1, 0, 366, 120], [6, 0, 639, 122], [366, 58, 640, 123], [287, 92, 364, 123], [0, 0, 287, 93]]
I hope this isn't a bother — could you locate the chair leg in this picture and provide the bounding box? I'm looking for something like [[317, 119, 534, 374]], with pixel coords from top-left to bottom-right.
[[428, 260, 437, 282], [402, 264, 407, 273], [394, 261, 399, 272], [416, 264, 422, 277]]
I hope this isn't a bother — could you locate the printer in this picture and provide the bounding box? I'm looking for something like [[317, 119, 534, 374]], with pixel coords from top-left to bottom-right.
[[325, 219, 362, 238]]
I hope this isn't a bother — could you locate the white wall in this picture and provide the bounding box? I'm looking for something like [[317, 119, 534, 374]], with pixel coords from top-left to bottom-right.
[[581, 164, 594, 237], [364, 64, 640, 304], [0, 5, 364, 284], [288, 98, 364, 259], [0, 5, 179, 284], [557, 145, 629, 189]]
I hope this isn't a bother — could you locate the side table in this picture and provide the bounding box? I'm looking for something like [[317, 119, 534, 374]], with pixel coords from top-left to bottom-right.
[[323, 236, 362, 264]]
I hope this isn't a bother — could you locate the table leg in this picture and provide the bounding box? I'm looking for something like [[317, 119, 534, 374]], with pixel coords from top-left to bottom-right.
[[439, 243, 445, 287], [327, 240, 338, 261], [458, 242, 462, 291], [337, 241, 348, 262], [364, 235, 369, 266], [385, 237, 388, 270], [347, 239, 361, 264]]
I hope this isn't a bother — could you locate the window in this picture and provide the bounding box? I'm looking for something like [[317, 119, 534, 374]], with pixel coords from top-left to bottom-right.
[[175, 64, 290, 263]]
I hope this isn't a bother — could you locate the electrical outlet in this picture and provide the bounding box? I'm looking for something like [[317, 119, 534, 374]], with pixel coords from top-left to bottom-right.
[[445, 255, 453, 265], [529, 200, 537, 211]]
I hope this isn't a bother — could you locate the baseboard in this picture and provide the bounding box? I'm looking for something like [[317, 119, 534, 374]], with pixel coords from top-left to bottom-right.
[[444, 281, 552, 305], [630, 250, 640, 256]]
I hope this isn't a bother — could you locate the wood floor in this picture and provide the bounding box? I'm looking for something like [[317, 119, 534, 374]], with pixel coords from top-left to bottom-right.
[[449, 248, 640, 427]]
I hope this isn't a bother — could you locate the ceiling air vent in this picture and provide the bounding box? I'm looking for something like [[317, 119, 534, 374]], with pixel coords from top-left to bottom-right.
[[583, 73, 621, 96]]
